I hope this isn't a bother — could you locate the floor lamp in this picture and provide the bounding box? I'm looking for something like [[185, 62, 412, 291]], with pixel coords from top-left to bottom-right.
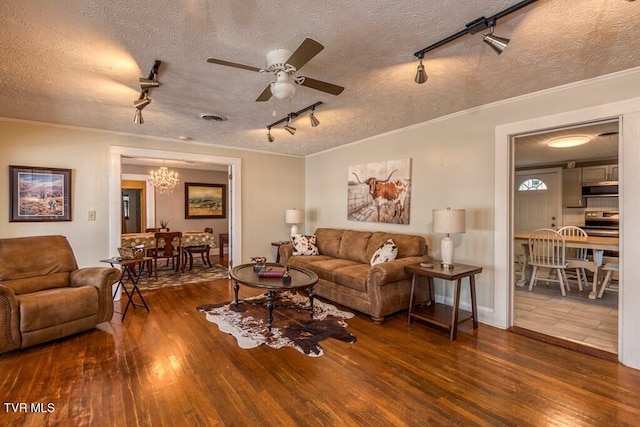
[[433, 208, 466, 269]]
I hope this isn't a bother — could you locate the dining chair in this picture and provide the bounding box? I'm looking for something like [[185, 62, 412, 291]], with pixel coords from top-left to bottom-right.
[[558, 225, 589, 292], [528, 228, 569, 296], [598, 262, 619, 299], [183, 227, 213, 270], [150, 231, 182, 278]]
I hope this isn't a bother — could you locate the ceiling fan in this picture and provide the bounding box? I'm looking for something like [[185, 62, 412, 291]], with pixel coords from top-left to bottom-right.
[[207, 38, 344, 102]]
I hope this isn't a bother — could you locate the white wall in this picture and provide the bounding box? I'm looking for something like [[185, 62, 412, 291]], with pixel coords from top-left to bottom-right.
[[305, 68, 640, 368], [0, 121, 305, 266]]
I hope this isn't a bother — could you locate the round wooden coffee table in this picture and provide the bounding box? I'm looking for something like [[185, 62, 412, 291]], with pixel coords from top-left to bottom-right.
[[229, 263, 319, 332]]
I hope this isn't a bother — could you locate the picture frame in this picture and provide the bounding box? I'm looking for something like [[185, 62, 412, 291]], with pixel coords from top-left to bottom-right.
[[9, 165, 72, 222], [185, 182, 226, 219]]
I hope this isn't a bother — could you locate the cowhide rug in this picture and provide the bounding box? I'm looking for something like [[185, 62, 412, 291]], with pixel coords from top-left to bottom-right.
[[197, 291, 357, 357]]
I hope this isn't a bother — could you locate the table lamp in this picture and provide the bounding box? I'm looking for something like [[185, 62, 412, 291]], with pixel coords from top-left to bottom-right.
[[285, 209, 304, 236], [433, 208, 466, 269]]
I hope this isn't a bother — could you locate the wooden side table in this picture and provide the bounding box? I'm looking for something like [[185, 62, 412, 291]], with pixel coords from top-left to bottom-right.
[[218, 233, 229, 260], [100, 256, 152, 320], [271, 241, 290, 263], [405, 261, 482, 340]]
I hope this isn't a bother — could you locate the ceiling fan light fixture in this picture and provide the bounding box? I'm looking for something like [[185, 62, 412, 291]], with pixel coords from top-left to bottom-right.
[[415, 57, 428, 84], [547, 135, 591, 148], [271, 79, 296, 100]]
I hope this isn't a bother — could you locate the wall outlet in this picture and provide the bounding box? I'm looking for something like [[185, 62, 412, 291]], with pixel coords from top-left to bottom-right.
[[88, 210, 96, 221]]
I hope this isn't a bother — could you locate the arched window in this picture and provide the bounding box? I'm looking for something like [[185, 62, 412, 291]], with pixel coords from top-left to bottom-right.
[[518, 178, 548, 192]]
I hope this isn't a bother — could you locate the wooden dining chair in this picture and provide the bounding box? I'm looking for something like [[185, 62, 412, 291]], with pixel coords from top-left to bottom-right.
[[528, 228, 569, 296], [150, 232, 182, 278], [558, 225, 589, 292], [183, 227, 213, 270]]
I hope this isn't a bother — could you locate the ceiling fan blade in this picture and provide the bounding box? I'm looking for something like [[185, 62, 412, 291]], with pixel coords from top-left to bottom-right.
[[286, 38, 324, 70], [298, 77, 344, 96], [206, 57, 262, 73], [256, 84, 273, 102]]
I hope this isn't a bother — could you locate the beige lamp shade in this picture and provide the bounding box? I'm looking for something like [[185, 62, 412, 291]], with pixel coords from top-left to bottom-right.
[[285, 209, 304, 236], [433, 208, 466, 235], [433, 208, 465, 269]]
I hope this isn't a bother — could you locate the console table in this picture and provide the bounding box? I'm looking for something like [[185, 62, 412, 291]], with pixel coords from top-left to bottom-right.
[[405, 262, 482, 340]]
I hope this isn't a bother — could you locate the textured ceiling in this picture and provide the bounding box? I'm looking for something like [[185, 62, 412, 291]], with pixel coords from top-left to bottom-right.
[[1, 0, 639, 157]]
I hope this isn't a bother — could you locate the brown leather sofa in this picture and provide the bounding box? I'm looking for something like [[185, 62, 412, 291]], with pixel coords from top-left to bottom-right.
[[0, 235, 120, 354], [280, 228, 429, 323]]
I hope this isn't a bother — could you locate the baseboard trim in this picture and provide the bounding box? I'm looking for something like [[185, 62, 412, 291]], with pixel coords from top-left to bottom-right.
[[509, 326, 618, 362]]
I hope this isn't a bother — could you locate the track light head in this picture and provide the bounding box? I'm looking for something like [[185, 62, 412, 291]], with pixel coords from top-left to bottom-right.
[[414, 57, 428, 84], [267, 127, 274, 143], [309, 109, 320, 127], [139, 77, 160, 90], [134, 109, 144, 125], [284, 124, 296, 135], [482, 27, 510, 54], [134, 93, 151, 110]]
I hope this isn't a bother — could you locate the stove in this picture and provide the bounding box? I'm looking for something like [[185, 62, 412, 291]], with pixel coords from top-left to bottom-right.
[[581, 210, 619, 238]]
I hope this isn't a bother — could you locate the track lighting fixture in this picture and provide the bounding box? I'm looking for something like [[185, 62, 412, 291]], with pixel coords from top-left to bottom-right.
[[134, 109, 144, 125], [309, 107, 320, 127], [414, 55, 428, 84], [482, 26, 510, 54], [132, 60, 162, 124], [412, 0, 537, 83], [284, 115, 297, 135], [134, 92, 151, 110], [265, 101, 323, 140]]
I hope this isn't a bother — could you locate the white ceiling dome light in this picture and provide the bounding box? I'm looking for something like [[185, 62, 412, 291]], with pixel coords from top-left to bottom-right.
[[547, 135, 591, 148], [270, 71, 296, 100]]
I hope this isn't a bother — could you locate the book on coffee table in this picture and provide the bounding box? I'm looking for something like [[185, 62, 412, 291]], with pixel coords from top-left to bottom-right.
[[257, 267, 286, 278]]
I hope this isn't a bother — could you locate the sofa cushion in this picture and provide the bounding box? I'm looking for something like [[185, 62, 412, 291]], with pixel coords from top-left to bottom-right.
[[333, 264, 371, 292], [338, 230, 372, 264], [291, 234, 319, 256], [17, 286, 98, 333], [370, 239, 398, 266], [315, 228, 344, 257], [288, 255, 335, 269], [303, 259, 361, 282]]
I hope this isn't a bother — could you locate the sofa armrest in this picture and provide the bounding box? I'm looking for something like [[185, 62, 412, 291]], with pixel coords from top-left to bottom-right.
[[279, 243, 294, 265], [0, 284, 21, 353], [369, 256, 426, 287], [70, 267, 120, 323]]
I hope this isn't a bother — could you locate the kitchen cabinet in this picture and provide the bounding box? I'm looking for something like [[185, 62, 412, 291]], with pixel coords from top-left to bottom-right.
[[582, 164, 618, 183], [562, 167, 583, 207]]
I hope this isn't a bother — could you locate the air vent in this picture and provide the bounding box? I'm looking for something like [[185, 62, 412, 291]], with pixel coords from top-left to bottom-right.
[[199, 113, 227, 122]]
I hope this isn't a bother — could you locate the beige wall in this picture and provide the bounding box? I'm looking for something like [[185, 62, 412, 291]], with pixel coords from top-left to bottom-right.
[[0, 122, 305, 266], [305, 68, 640, 368]]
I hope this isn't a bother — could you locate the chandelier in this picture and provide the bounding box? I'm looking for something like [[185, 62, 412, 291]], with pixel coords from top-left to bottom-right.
[[149, 166, 179, 194]]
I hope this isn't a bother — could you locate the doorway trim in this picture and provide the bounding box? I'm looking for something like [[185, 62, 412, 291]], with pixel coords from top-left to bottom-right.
[[109, 146, 242, 265], [494, 97, 640, 369]]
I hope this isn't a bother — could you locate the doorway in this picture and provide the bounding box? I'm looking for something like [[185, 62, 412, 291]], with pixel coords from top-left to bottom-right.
[[109, 146, 242, 268]]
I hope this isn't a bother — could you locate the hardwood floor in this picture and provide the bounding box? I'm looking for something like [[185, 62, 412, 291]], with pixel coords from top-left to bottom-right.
[[2, 278, 640, 426]]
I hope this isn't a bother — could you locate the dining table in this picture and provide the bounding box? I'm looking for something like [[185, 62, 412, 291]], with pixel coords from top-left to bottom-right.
[[514, 231, 619, 299], [121, 231, 217, 272]]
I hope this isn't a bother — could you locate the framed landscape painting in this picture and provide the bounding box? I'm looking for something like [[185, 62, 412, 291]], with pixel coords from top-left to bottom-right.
[[10, 165, 72, 222], [185, 182, 226, 219]]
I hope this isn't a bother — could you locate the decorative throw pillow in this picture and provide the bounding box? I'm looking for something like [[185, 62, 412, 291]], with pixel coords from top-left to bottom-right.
[[292, 234, 320, 256], [370, 239, 398, 266]]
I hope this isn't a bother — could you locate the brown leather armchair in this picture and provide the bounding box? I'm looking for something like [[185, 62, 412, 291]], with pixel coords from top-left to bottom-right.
[[0, 235, 120, 354]]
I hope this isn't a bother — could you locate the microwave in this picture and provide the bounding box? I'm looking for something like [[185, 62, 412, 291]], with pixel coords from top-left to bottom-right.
[[581, 181, 619, 197]]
